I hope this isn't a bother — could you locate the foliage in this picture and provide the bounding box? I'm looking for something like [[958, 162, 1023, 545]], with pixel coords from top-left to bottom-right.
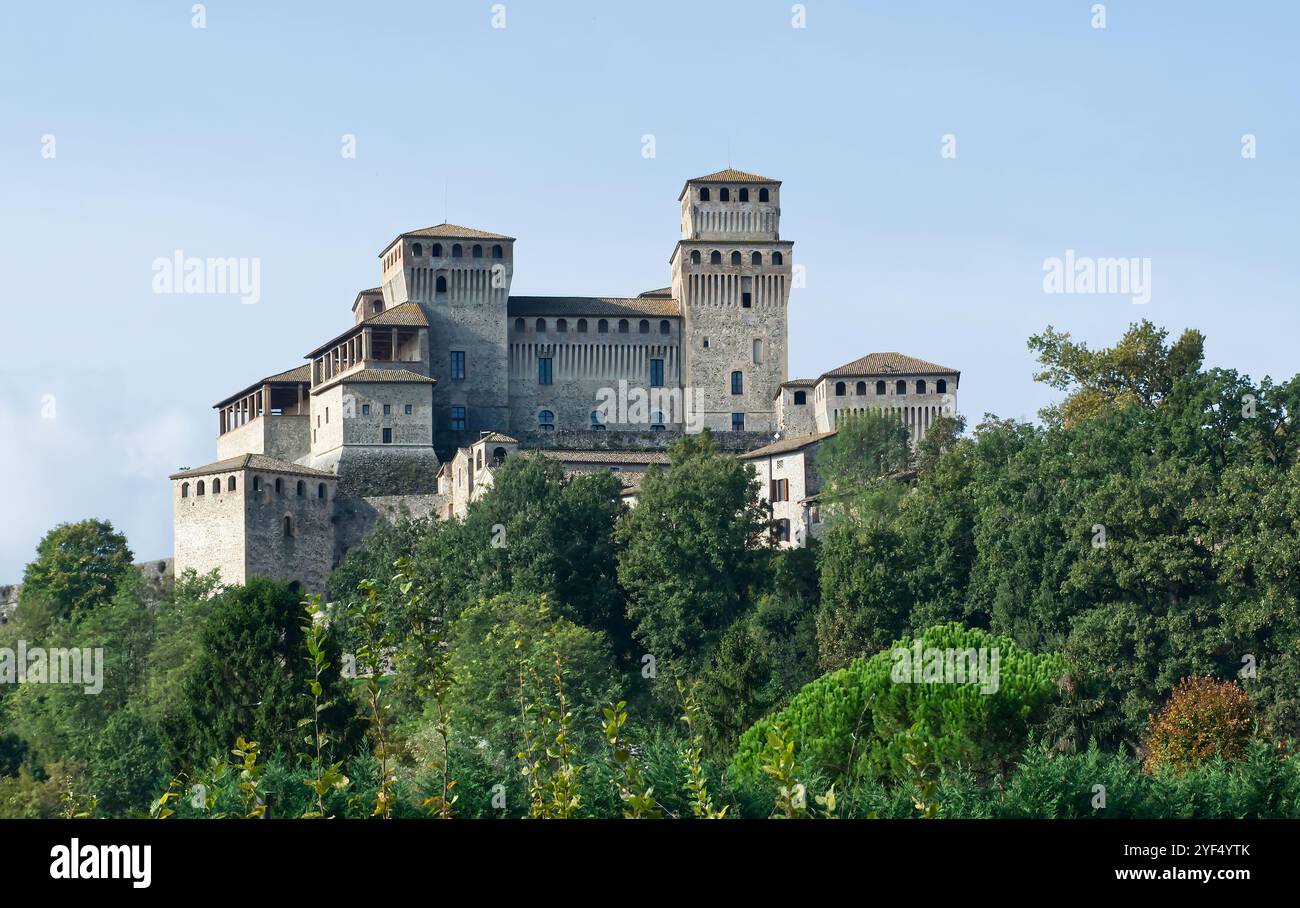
[[18, 519, 134, 626], [1142, 676, 1256, 775]]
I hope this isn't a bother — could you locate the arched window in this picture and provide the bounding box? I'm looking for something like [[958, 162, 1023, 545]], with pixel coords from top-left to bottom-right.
[[639, 319, 649, 334], [753, 339, 764, 364], [213, 478, 221, 494], [181, 482, 190, 498], [876, 380, 886, 395], [535, 318, 546, 332], [751, 251, 762, 266], [772, 251, 783, 265], [274, 477, 283, 495], [710, 250, 722, 264], [719, 188, 730, 202], [283, 516, 293, 537], [793, 390, 807, 405], [690, 250, 701, 265], [253, 476, 261, 492], [759, 188, 770, 202], [739, 188, 749, 202], [729, 251, 740, 266], [431, 243, 442, 256], [538, 410, 555, 432], [435, 275, 447, 293], [556, 318, 568, 333], [492, 244, 503, 258], [451, 244, 463, 257], [895, 380, 906, 394], [835, 381, 846, 397], [731, 371, 744, 395], [856, 381, 867, 395], [618, 319, 629, 333], [492, 446, 507, 464], [916, 380, 927, 393], [413, 243, 423, 257], [514, 317, 525, 332], [197, 480, 205, 495], [296, 480, 305, 497], [372, 301, 383, 315], [577, 318, 588, 332], [476, 450, 482, 470], [699, 187, 710, 202], [472, 244, 483, 258], [317, 483, 326, 498], [659, 319, 670, 334], [598, 319, 608, 333], [590, 410, 606, 431], [936, 379, 947, 394]]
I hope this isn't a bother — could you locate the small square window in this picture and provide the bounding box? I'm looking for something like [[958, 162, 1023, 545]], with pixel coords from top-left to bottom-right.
[[382, 428, 392, 444], [362, 403, 370, 416], [383, 404, 391, 416], [404, 404, 413, 415]]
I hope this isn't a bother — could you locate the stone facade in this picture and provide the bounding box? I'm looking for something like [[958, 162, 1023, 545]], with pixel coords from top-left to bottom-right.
[[169, 167, 963, 589], [740, 432, 835, 550]]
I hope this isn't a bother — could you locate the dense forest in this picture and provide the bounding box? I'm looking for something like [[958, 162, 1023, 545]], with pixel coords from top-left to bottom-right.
[[4, 320, 1300, 819]]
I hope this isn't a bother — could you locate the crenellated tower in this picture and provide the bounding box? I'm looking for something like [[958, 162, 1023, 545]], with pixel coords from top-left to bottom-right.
[[672, 169, 791, 433]]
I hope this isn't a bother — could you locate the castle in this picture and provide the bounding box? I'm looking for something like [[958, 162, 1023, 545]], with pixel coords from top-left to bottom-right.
[[170, 169, 960, 591]]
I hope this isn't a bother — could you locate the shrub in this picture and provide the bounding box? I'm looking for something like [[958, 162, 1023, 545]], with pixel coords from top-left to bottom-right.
[[1142, 676, 1256, 774]]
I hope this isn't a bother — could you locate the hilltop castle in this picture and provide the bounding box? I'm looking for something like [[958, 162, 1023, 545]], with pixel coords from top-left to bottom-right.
[[169, 169, 960, 591]]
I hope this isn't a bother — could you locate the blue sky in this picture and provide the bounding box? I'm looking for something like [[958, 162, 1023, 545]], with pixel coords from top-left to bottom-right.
[[1, 1, 1296, 579]]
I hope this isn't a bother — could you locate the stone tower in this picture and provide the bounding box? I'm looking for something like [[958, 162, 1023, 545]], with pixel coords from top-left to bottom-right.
[[379, 224, 515, 452], [672, 170, 792, 433]]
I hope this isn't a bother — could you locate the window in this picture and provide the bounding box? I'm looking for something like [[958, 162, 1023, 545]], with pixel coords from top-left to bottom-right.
[[197, 480, 206, 495], [751, 251, 762, 266], [362, 403, 370, 416], [476, 450, 482, 470], [296, 480, 305, 497], [772, 251, 783, 265], [452, 243, 462, 257], [492, 446, 507, 464], [598, 319, 608, 333], [651, 412, 666, 431], [253, 476, 261, 492], [772, 519, 791, 544], [896, 380, 906, 394], [431, 243, 442, 256], [538, 357, 553, 385], [274, 478, 283, 495], [435, 275, 447, 293], [936, 379, 947, 394], [181, 482, 189, 498], [382, 427, 393, 444], [793, 390, 807, 405], [699, 187, 710, 201], [383, 404, 391, 416], [372, 301, 382, 315], [514, 318, 525, 332], [856, 381, 867, 395], [659, 319, 670, 334], [538, 410, 555, 432], [591, 410, 606, 431], [318, 483, 326, 499], [535, 318, 546, 332], [283, 516, 293, 537], [742, 291, 752, 308], [759, 188, 770, 202], [404, 404, 413, 415], [876, 380, 886, 395], [472, 244, 483, 258], [703, 337, 709, 349], [650, 358, 664, 387], [639, 319, 649, 334], [719, 188, 730, 202], [731, 412, 745, 432], [213, 478, 221, 494], [753, 339, 764, 364], [577, 318, 588, 332], [690, 250, 701, 264], [731, 371, 744, 395], [413, 243, 422, 257], [450, 351, 466, 380], [771, 478, 789, 502], [916, 380, 927, 393], [557, 318, 568, 333], [450, 406, 466, 430], [739, 188, 749, 202], [835, 381, 846, 396], [492, 244, 503, 258], [618, 319, 629, 333], [730, 251, 742, 266], [710, 250, 722, 264], [228, 476, 236, 492]]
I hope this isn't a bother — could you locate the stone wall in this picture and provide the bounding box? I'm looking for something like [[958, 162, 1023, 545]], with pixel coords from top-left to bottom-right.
[[173, 474, 247, 589]]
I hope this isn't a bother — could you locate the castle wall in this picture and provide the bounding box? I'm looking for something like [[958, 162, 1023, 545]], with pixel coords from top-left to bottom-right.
[[813, 376, 958, 443], [173, 473, 247, 587], [776, 386, 818, 436], [243, 473, 335, 594], [217, 415, 310, 462]]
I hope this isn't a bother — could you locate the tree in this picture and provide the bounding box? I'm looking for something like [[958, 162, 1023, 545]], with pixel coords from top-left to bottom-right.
[[1143, 677, 1256, 774], [18, 519, 134, 625], [813, 411, 911, 499], [615, 432, 765, 674]]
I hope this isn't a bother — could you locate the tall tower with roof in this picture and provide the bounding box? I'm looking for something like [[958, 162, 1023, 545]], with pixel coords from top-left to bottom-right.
[[378, 223, 515, 451], [671, 169, 791, 434]]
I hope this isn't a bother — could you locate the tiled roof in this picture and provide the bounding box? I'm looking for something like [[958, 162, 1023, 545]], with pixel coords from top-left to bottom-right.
[[382, 223, 515, 253], [738, 431, 837, 460], [215, 365, 312, 408], [771, 377, 817, 399], [170, 454, 334, 481], [306, 303, 427, 357], [534, 449, 671, 466], [679, 168, 780, 199], [351, 287, 383, 310], [311, 367, 436, 394], [638, 287, 673, 298], [477, 432, 518, 444], [508, 296, 681, 318], [823, 352, 959, 378]]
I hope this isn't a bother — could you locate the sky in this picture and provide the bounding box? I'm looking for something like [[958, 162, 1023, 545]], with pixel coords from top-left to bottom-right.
[[0, 0, 1297, 580]]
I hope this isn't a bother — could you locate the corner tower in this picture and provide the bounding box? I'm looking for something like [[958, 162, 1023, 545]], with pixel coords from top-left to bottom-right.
[[672, 169, 791, 434], [379, 224, 514, 452]]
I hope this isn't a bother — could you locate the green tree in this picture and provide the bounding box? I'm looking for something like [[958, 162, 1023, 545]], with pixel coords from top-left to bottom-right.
[[18, 519, 134, 626]]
